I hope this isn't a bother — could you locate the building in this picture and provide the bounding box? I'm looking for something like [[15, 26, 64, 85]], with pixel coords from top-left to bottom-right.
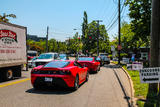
[[27, 34, 46, 42]]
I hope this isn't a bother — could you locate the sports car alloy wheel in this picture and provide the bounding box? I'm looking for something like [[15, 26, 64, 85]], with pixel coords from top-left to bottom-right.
[[73, 75, 79, 90]]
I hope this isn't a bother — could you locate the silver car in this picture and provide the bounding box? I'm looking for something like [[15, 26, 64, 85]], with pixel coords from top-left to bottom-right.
[[32, 53, 59, 67]]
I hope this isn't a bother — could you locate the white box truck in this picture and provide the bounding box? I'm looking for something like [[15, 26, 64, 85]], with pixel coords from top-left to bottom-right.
[[0, 22, 27, 81]]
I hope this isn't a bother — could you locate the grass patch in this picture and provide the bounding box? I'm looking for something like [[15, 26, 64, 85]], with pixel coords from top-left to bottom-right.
[[122, 66, 149, 98]]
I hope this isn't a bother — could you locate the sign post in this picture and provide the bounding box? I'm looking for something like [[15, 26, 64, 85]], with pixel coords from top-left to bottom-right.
[[139, 67, 160, 83]]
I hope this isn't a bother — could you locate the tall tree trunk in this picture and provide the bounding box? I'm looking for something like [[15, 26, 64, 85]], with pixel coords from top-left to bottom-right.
[[149, 0, 160, 94]]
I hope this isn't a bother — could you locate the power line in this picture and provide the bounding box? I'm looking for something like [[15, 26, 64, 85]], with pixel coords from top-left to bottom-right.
[[107, 0, 126, 32], [98, 0, 112, 19]]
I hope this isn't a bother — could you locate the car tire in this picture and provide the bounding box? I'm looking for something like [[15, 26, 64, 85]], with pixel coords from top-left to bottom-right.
[[95, 65, 100, 73], [85, 72, 89, 82], [98, 65, 100, 71], [73, 75, 79, 90]]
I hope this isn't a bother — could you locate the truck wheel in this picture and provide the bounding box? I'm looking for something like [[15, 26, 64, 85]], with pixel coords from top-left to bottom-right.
[[5, 69, 13, 80]]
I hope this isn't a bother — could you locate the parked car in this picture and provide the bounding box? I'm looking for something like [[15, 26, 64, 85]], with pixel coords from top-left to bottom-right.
[[27, 50, 38, 60], [99, 53, 110, 65], [96, 56, 103, 66], [31, 60, 89, 90], [59, 54, 69, 60], [32, 53, 59, 67], [77, 57, 100, 73], [28, 57, 38, 68]]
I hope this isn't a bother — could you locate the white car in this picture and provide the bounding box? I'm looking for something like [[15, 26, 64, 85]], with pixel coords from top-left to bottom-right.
[[28, 57, 38, 68], [32, 53, 59, 67]]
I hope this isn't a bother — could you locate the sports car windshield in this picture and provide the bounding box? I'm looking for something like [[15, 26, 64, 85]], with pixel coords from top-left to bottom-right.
[[44, 61, 70, 68], [38, 54, 53, 59], [78, 57, 93, 61]]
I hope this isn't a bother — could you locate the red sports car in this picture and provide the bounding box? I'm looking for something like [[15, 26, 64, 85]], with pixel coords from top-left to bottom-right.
[[77, 57, 100, 73], [31, 60, 89, 90]]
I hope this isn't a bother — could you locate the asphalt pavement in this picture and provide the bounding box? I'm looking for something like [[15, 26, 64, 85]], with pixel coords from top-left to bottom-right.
[[0, 64, 132, 107]]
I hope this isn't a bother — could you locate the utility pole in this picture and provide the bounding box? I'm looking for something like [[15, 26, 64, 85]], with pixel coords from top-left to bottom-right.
[[46, 26, 49, 52], [95, 20, 102, 56], [118, 0, 121, 65], [149, 0, 160, 93]]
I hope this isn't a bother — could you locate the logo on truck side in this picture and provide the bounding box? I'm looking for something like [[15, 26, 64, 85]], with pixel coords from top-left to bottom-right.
[[0, 29, 17, 44]]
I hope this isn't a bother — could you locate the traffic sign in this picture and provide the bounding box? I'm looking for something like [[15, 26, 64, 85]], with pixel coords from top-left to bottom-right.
[[117, 45, 122, 50], [139, 67, 160, 83]]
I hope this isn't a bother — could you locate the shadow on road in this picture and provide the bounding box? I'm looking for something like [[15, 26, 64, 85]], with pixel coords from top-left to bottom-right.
[[113, 69, 132, 107], [25, 86, 75, 95]]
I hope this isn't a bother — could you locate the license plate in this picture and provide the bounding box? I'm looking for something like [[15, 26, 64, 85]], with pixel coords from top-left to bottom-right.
[[45, 77, 53, 82]]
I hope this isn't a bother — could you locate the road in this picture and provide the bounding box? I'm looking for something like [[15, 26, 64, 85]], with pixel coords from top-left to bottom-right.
[[0, 64, 132, 107]]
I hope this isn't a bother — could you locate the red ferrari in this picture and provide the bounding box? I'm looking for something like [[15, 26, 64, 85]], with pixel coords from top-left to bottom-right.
[[77, 57, 100, 73], [31, 60, 89, 90]]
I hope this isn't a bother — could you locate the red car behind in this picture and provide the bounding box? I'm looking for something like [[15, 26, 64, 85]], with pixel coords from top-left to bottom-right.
[[31, 60, 89, 90], [77, 57, 100, 73]]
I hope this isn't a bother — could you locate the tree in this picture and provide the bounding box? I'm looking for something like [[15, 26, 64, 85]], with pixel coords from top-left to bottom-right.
[[66, 33, 82, 54], [82, 11, 88, 53], [82, 11, 88, 40], [126, 0, 151, 47], [0, 13, 16, 22], [27, 40, 45, 53], [83, 21, 110, 55]]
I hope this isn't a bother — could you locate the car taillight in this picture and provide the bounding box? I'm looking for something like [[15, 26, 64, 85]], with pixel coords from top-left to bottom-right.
[[31, 69, 39, 74], [59, 70, 71, 75]]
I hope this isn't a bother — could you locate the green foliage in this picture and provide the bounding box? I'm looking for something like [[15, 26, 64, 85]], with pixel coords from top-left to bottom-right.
[[81, 11, 110, 55], [66, 33, 82, 54], [126, 0, 151, 47], [82, 11, 88, 41], [27, 39, 67, 54], [122, 65, 149, 98], [0, 13, 16, 22], [111, 21, 150, 57], [82, 20, 110, 55]]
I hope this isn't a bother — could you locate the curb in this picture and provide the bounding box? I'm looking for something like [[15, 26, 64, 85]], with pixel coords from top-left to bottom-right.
[[110, 61, 137, 107], [121, 67, 137, 107]]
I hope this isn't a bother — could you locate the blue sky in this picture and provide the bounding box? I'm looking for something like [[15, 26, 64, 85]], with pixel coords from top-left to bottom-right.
[[0, 0, 130, 41]]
